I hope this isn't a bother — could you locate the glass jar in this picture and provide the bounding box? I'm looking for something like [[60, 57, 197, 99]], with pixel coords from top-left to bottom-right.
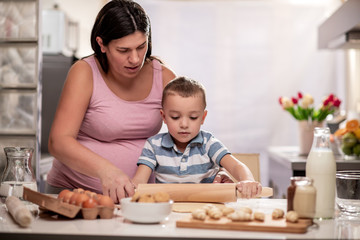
[[0, 147, 37, 199], [287, 177, 316, 219], [306, 127, 336, 219], [293, 177, 316, 218]]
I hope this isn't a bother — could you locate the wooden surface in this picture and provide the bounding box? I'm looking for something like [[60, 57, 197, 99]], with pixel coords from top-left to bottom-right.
[[176, 214, 313, 234], [137, 183, 273, 202], [137, 183, 237, 203]]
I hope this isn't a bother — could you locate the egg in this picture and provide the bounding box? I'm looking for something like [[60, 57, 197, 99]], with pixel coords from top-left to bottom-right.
[[58, 189, 70, 201], [98, 195, 115, 208], [62, 191, 75, 203], [84, 190, 97, 198], [82, 198, 98, 208], [75, 193, 90, 206], [73, 188, 85, 194], [94, 194, 103, 204], [69, 192, 80, 205]]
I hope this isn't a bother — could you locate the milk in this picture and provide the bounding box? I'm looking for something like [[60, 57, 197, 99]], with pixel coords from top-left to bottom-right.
[[306, 149, 336, 219], [293, 180, 316, 218]]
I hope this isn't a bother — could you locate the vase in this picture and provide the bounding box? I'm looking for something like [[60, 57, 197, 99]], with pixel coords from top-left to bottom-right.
[[298, 120, 324, 155]]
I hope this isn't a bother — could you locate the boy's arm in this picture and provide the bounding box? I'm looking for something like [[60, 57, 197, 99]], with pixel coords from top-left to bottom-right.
[[132, 164, 153, 187], [219, 154, 255, 181], [220, 154, 262, 198]]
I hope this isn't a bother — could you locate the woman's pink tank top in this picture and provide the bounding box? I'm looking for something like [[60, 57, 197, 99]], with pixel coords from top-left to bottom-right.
[[47, 55, 163, 192]]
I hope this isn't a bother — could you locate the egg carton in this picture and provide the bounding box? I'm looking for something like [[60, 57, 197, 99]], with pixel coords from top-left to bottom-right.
[[23, 187, 114, 219]]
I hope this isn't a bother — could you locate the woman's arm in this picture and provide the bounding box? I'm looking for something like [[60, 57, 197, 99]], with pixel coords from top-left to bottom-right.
[[220, 154, 262, 198], [48, 60, 134, 203]]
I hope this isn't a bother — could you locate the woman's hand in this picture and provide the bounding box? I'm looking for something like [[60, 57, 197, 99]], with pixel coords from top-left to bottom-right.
[[212, 170, 234, 183], [236, 180, 262, 199], [100, 167, 135, 203]]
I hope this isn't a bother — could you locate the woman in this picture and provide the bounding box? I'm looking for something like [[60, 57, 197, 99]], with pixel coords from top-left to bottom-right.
[[46, 0, 176, 203]]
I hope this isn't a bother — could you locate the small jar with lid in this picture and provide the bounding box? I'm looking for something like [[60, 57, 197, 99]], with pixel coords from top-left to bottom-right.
[[287, 177, 316, 218]]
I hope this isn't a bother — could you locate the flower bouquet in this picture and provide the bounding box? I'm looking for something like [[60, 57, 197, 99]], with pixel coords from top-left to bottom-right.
[[278, 92, 342, 155], [278, 92, 341, 122]]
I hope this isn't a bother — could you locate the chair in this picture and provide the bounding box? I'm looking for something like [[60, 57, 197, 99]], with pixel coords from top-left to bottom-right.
[[230, 153, 261, 182]]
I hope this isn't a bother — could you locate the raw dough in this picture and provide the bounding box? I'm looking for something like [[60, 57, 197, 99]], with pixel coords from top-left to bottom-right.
[[228, 211, 252, 221]]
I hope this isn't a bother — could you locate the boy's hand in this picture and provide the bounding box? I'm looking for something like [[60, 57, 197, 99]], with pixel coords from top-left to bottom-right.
[[212, 170, 234, 183], [236, 181, 262, 199]]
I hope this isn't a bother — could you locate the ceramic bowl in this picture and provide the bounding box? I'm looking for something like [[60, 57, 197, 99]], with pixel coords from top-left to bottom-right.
[[120, 197, 173, 223]]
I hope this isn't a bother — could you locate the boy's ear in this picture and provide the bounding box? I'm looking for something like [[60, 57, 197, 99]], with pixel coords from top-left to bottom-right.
[[201, 110, 208, 124], [160, 109, 166, 123]]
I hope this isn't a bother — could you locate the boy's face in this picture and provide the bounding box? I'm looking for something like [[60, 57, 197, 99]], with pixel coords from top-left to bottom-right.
[[161, 94, 207, 149]]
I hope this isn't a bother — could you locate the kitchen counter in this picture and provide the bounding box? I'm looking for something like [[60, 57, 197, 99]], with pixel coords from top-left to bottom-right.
[[1, 198, 359, 240], [268, 146, 360, 198]]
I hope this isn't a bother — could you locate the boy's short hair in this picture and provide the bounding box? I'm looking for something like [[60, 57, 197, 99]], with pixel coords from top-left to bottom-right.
[[162, 76, 207, 109]]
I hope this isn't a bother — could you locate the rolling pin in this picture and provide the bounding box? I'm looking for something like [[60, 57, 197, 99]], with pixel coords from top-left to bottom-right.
[[136, 183, 273, 203]]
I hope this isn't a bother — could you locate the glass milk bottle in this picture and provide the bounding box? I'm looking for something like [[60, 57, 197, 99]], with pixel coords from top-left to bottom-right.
[[0, 147, 37, 200], [306, 127, 336, 219]]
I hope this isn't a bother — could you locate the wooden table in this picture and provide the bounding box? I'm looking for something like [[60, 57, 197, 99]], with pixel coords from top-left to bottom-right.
[[1, 198, 359, 239]]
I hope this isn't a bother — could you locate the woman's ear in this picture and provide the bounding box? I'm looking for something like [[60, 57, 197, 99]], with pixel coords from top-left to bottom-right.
[[96, 37, 106, 53], [201, 110, 208, 124]]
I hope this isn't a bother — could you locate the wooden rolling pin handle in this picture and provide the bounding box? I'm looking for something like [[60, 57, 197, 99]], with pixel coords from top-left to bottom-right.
[[259, 187, 273, 197]]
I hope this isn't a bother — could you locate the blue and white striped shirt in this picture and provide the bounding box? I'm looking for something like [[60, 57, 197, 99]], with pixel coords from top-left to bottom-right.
[[137, 130, 230, 183]]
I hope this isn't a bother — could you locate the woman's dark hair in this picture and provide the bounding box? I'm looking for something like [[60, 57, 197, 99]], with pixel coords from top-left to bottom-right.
[[90, 0, 152, 73]]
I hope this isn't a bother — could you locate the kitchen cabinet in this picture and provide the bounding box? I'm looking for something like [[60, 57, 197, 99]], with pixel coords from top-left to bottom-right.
[[0, 0, 41, 185], [268, 146, 360, 199], [318, 0, 360, 49]]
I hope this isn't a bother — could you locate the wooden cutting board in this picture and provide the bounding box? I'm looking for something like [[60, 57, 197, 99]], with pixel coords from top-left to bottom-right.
[[176, 214, 312, 234]]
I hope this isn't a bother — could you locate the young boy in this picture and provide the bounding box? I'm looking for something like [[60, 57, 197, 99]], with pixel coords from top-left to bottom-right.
[[132, 76, 262, 198]]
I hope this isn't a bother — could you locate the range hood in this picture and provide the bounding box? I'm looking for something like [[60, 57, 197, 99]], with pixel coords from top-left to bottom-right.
[[318, 0, 360, 49]]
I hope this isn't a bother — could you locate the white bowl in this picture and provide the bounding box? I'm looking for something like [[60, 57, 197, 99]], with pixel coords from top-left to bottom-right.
[[120, 197, 173, 223]]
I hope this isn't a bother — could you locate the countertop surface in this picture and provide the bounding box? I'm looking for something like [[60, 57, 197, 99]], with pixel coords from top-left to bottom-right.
[[268, 146, 360, 171], [1, 198, 359, 240]]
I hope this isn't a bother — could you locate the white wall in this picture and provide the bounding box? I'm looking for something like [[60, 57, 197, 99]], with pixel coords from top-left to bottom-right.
[[137, 0, 345, 185], [42, 0, 345, 185]]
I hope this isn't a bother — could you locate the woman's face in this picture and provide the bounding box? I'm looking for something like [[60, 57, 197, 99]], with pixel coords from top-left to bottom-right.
[[97, 31, 148, 78]]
